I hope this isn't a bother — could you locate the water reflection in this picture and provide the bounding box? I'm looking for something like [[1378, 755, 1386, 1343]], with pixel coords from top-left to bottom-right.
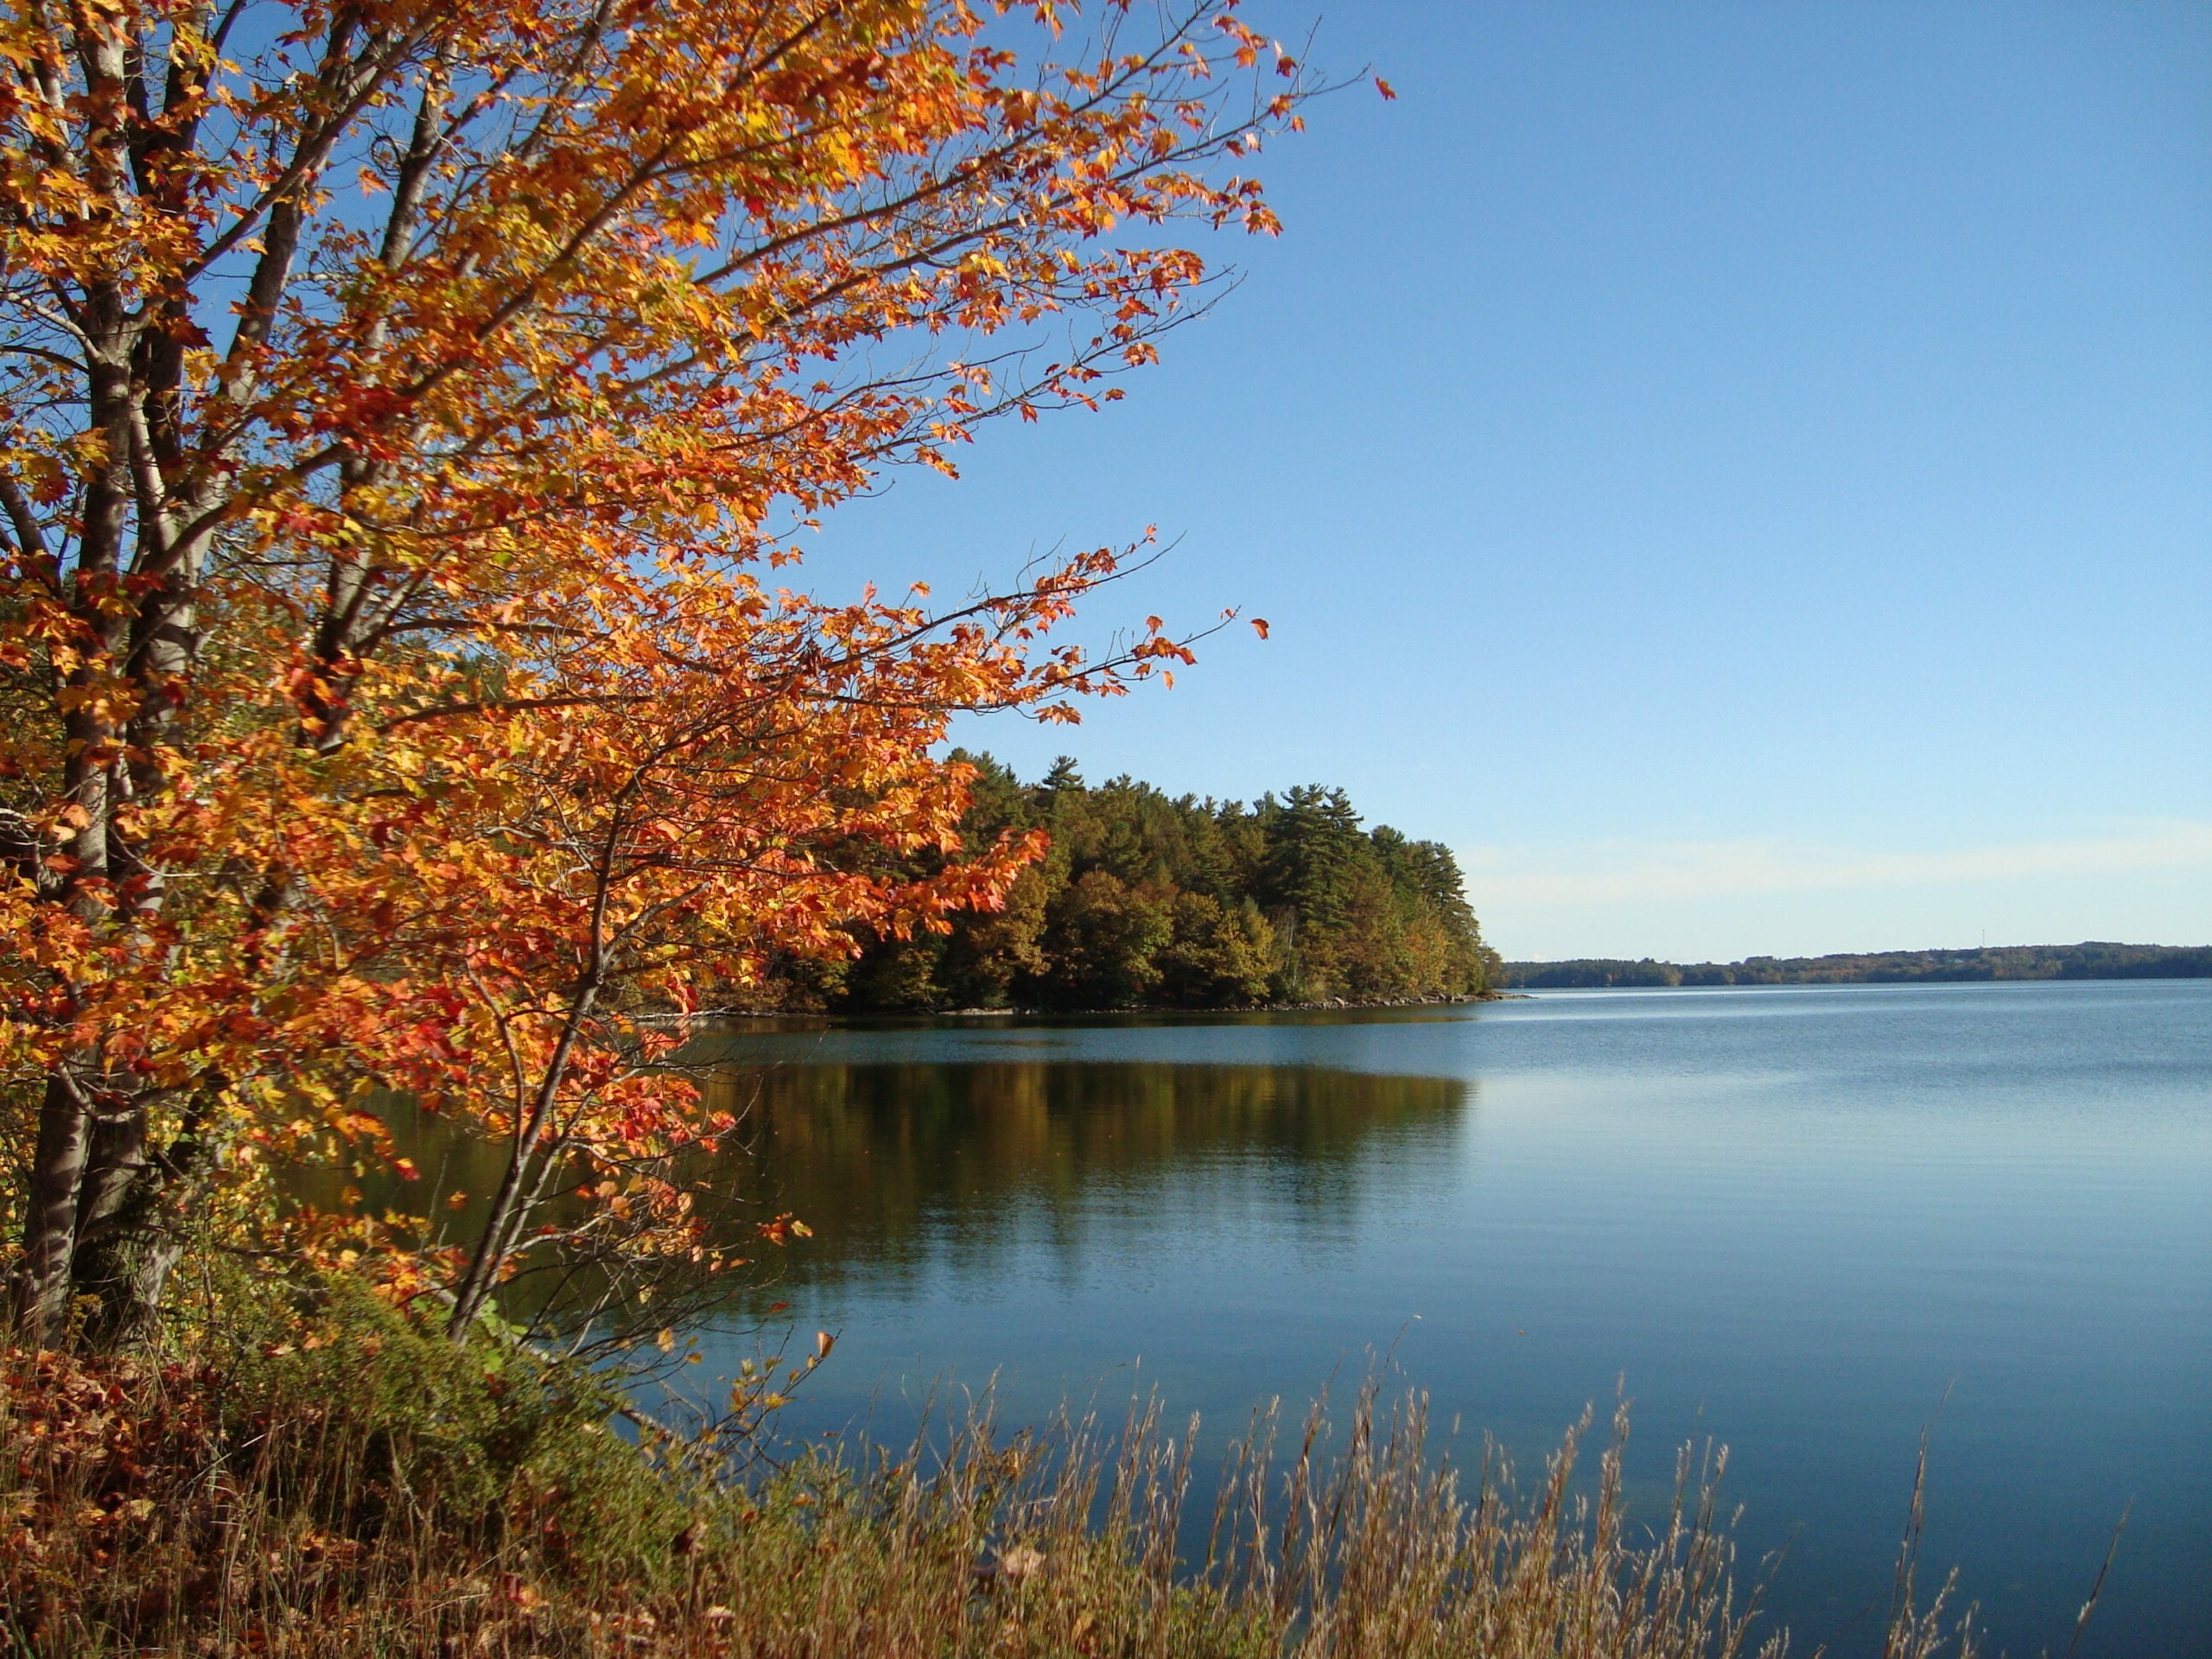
[[297, 986, 2212, 1658], [703, 1061, 1469, 1297]]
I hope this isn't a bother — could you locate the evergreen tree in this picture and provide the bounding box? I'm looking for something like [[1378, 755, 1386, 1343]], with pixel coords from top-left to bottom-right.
[[822, 758, 1499, 1012]]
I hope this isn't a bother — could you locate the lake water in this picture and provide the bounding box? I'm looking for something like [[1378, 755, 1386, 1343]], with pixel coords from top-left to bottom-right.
[[690, 981, 2212, 1657]]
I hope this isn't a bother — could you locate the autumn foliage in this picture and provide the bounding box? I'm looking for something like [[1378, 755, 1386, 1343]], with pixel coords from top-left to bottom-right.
[[0, 0, 1313, 1344]]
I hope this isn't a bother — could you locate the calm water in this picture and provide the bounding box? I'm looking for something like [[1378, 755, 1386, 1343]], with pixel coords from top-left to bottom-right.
[[689, 981, 2211, 1657]]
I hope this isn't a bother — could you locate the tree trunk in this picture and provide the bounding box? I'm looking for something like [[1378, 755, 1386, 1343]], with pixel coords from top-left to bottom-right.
[[448, 985, 600, 1338], [71, 1114, 212, 1351], [11, 1074, 208, 1348], [11, 1075, 93, 1343]]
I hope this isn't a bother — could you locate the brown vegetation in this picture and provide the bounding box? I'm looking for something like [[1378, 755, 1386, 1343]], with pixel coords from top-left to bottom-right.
[[1, 1274, 1980, 1659]]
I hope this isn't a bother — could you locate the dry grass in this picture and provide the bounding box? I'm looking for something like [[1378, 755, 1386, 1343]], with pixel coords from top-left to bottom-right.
[[1, 1286, 1979, 1659]]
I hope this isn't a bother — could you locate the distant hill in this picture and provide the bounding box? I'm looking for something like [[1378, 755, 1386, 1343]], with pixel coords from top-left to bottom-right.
[[1499, 942, 2212, 989]]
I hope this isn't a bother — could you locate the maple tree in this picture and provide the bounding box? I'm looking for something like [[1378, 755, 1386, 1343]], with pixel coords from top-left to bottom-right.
[[0, 0, 1315, 1345]]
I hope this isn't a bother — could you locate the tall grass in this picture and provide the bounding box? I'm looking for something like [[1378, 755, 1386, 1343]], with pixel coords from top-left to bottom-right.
[[1, 1281, 1977, 1658]]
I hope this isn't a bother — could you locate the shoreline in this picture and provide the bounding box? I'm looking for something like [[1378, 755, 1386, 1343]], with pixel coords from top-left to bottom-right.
[[690, 988, 1511, 1024]]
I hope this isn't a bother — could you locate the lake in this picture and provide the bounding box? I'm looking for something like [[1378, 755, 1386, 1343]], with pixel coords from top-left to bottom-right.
[[688, 980, 2212, 1657]]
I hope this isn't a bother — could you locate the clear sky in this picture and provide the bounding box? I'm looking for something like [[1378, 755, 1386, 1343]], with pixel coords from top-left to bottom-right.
[[802, 1, 2211, 963]]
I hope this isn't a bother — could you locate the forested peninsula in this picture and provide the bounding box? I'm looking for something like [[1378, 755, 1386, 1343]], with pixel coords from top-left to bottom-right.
[[1502, 942, 2212, 988], [773, 755, 1502, 1013]]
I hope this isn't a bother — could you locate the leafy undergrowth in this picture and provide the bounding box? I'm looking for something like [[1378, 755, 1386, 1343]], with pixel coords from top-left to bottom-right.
[[2, 1279, 1978, 1658]]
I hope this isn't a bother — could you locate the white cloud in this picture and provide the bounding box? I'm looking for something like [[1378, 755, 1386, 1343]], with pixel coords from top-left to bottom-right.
[[1458, 821, 2212, 961], [1460, 821, 2212, 907]]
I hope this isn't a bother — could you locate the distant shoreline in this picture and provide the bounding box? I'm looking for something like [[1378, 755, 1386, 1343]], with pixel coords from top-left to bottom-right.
[[1500, 941, 2211, 989], [696, 990, 1504, 1025]]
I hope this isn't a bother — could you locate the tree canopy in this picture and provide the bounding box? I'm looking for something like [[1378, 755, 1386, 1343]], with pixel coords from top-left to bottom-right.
[[820, 755, 1500, 1012], [0, 0, 1314, 1344]]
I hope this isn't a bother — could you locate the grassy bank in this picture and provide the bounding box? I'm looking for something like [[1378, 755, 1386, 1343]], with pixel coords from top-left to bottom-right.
[[3, 1276, 1976, 1658]]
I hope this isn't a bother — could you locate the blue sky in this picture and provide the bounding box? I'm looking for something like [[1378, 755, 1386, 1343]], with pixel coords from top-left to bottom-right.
[[803, 2, 2211, 962]]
